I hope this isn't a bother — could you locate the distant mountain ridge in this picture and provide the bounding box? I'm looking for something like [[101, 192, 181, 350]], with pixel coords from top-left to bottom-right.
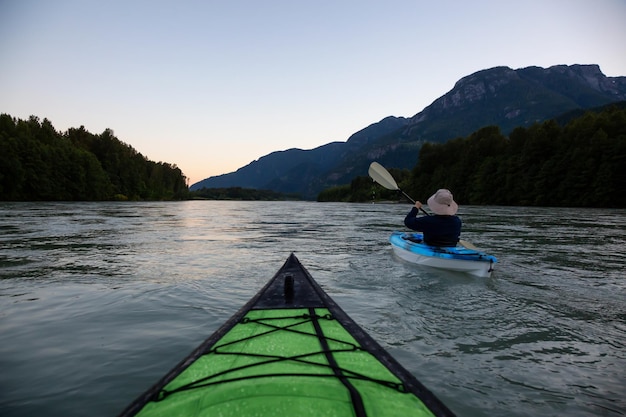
[[191, 64, 626, 198], [404, 64, 626, 141]]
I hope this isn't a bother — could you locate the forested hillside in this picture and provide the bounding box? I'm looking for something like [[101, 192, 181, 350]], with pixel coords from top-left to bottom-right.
[[320, 105, 626, 208], [191, 187, 300, 200], [0, 114, 188, 201]]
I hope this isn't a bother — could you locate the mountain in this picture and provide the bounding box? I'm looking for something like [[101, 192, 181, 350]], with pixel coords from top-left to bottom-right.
[[191, 64, 626, 199], [192, 116, 409, 197], [403, 64, 626, 142]]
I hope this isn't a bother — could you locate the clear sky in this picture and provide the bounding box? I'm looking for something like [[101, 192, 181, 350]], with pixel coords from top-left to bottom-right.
[[2, 0, 625, 186]]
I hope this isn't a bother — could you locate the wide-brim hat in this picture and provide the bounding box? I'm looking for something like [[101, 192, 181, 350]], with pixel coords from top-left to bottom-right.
[[427, 189, 458, 215]]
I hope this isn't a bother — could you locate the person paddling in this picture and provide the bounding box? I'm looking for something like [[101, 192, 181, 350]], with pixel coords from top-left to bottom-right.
[[404, 189, 461, 247]]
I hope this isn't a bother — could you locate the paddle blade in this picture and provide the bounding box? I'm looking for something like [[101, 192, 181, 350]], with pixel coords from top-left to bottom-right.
[[459, 239, 479, 250], [368, 162, 399, 191]]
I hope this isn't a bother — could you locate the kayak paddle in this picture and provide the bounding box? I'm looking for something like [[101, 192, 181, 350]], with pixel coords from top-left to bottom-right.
[[368, 161, 428, 215], [368, 161, 479, 250]]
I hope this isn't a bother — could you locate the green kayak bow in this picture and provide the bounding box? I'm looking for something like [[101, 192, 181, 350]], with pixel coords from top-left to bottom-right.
[[118, 253, 455, 417]]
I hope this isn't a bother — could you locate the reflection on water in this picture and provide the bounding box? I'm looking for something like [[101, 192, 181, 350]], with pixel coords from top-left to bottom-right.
[[0, 201, 624, 417]]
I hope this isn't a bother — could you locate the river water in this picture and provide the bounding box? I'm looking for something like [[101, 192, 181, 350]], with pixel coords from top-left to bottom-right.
[[0, 201, 624, 417]]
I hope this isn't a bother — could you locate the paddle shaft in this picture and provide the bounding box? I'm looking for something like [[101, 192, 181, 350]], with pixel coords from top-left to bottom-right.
[[399, 191, 430, 216]]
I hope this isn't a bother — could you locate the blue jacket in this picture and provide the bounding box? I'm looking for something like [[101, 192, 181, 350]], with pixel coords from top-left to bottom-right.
[[404, 207, 462, 247]]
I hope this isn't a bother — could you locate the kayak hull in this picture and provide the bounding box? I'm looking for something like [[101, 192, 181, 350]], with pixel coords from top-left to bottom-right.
[[119, 253, 455, 417], [389, 231, 497, 278]]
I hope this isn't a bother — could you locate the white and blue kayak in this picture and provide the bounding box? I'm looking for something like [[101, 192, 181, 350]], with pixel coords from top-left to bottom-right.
[[389, 232, 497, 278]]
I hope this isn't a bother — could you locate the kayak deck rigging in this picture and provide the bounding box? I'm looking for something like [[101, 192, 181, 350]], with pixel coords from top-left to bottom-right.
[[119, 253, 455, 417], [155, 309, 408, 402]]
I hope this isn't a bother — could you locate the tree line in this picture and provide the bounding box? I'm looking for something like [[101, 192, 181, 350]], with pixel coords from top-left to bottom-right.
[[317, 168, 410, 202], [319, 105, 626, 208], [191, 186, 300, 200], [0, 114, 188, 201]]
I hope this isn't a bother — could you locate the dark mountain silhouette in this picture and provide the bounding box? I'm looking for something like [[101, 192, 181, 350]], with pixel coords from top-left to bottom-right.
[[191, 64, 626, 199]]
